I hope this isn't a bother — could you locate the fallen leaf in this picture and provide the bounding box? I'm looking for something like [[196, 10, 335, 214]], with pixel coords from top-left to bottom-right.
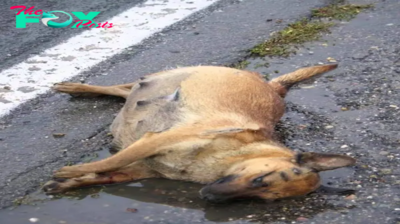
[[296, 217, 309, 222], [345, 194, 357, 200], [126, 208, 138, 213]]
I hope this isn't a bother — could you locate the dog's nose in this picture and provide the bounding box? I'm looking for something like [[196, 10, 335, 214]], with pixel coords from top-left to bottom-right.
[[199, 187, 215, 201], [201, 193, 216, 201], [199, 188, 229, 203]]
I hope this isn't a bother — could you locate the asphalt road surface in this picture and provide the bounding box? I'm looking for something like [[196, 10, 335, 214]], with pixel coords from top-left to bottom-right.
[[1, 0, 399, 224]]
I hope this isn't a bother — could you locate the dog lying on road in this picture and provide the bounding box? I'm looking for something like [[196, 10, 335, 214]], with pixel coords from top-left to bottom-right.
[[43, 64, 355, 203]]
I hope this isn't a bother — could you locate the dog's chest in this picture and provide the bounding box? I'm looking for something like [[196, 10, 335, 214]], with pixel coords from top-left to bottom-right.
[[141, 141, 235, 183], [141, 145, 223, 182], [142, 149, 198, 180]]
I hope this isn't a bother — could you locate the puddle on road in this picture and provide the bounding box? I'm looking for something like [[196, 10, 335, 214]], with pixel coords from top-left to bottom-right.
[[0, 118, 357, 224], [0, 164, 354, 224], [1, 144, 356, 224]]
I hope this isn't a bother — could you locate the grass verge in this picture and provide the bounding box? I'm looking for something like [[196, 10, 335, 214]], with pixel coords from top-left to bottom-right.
[[311, 4, 374, 21], [249, 2, 373, 58], [250, 19, 333, 57]]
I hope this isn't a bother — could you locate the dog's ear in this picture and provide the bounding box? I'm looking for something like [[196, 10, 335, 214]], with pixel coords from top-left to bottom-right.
[[296, 152, 356, 172]]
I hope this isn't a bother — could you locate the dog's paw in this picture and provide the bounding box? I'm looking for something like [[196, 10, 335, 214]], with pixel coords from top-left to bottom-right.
[[52, 82, 100, 97], [42, 179, 67, 194], [53, 82, 84, 93]]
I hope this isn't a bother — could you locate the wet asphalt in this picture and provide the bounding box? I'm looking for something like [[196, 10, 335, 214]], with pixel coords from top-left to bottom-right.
[[1, 0, 400, 223], [0, 0, 145, 70]]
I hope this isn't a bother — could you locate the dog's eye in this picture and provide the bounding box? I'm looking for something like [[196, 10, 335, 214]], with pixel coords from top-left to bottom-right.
[[253, 176, 263, 184], [292, 167, 302, 175], [252, 171, 275, 187], [252, 176, 269, 187]]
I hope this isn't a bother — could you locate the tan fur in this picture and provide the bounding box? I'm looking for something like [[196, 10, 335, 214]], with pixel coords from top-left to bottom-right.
[[43, 64, 355, 202]]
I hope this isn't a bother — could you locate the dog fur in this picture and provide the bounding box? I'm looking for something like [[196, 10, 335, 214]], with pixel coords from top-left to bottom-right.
[[42, 64, 356, 202]]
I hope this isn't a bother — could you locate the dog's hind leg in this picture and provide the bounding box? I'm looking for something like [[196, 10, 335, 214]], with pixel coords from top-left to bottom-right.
[[53, 82, 137, 99], [42, 161, 159, 193]]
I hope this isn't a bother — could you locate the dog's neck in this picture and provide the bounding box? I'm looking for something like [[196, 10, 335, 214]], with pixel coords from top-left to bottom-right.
[[203, 140, 295, 179], [225, 140, 294, 162]]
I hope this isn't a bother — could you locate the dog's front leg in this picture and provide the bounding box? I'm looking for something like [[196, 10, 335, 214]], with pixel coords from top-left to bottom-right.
[[53, 128, 212, 178], [43, 161, 159, 193]]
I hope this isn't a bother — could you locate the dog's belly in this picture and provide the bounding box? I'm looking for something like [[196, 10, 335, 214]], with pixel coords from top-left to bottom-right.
[[110, 89, 183, 150], [110, 66, 284, 150]]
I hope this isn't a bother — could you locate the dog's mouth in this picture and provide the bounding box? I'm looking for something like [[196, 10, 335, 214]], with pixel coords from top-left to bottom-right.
[[199, 187, 229, 203], [199, 185, 246, 203], [198, 175, 248, 203]]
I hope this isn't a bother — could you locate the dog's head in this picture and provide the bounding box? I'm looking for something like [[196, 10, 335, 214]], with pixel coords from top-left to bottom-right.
[[199, 152, 355, 203]]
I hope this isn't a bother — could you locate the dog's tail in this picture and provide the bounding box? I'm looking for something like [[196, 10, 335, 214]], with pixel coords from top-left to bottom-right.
[[269, 64, 338, 97]]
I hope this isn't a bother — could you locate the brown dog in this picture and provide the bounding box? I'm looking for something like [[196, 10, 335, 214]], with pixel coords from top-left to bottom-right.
[[42, 64, 355, 203]]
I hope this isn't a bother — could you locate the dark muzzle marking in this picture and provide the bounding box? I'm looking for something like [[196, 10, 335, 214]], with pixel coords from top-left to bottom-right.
[[213, 175, 237, 185], [136, 100, 151, 106]]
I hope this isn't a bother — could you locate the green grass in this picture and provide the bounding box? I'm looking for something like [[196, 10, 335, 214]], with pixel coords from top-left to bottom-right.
[[251, 19, 333, 57], [312, 4, 374, 21], [250, 2, 373, 58], [232, 60, 250, 69]]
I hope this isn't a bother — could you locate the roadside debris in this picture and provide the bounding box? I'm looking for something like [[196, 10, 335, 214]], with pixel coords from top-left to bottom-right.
[[29, 218, 39, 223], [53, 133, 66, 138], [126, 208, 138, 213]]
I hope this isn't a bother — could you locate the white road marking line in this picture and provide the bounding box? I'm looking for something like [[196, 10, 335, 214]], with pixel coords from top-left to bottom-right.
[[0, 0, 219, 117]]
